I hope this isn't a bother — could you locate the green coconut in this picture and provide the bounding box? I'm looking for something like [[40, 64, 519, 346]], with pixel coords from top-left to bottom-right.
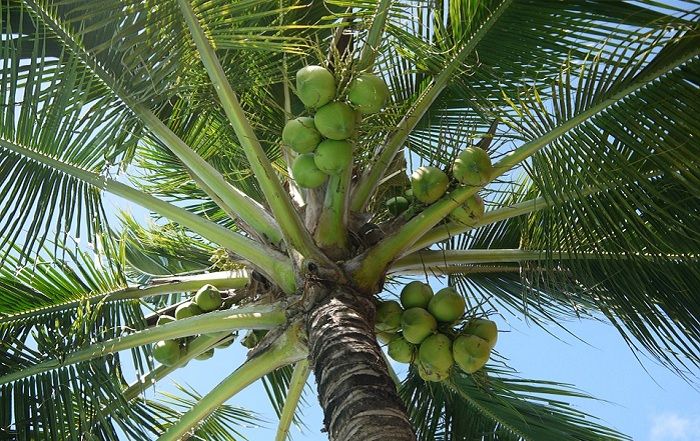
[[241, 330, 267, 349], [416, 360, 450, 382], [428, 287, 466, 323], [156, 315, 176, 326], [453, 334, 490, 374], [314, 139, 353, 175], [401, 307, 437, 344], [195, 348, 215, 361], [375, 300, 403, 333], [452, 146, 493, 186], [387, 336, 416, 364], [292, 153, 327, 188], [282, 117, 321, 153], [404, 188, 414, 201], [411, 166, 449, 204], [386, 196, 409, 217], [153, 340, 181, 366], [449, 194, 485, 226], [400, 281, 434, 309], [175, 301, 203, 320], [194, 284, 222, 312], [314, 102, 357, 140], [347, 73, 390, 114], [418, 333, 454, 373], [296, 65, 336, 108], [464, 318, 498, 349]]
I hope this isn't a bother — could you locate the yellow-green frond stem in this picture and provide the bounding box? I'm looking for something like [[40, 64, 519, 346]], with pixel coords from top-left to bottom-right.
[[178, 0, 330, 266], [0, 270, 249, 325], [350, 0, 514, 212], [23, 0, 283, 244], [275, 359, 310, 441], [356, 0, 393, 71], [122, 332, 230, 402], [158, 323, 308, 441], [0, 139, 296, 293], [0, 304, 286, 387]]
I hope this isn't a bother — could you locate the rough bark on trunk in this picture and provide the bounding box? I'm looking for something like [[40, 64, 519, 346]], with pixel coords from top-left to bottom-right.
[[306, 286, 416, 441]]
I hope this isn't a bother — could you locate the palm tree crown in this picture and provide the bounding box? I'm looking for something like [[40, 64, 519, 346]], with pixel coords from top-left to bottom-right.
[[0, 0, 698, 439]]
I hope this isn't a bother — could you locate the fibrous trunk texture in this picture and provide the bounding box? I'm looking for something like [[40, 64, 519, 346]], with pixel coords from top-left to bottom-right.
[[306, 287, 416, 441]]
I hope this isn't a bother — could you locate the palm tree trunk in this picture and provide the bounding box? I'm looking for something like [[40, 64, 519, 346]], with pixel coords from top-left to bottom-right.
[[306, 286, 416, 441]]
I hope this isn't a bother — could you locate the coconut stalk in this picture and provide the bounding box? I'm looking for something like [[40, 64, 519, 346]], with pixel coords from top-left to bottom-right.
[[314, 168, 351, 259], [123, 332, 231, 402]]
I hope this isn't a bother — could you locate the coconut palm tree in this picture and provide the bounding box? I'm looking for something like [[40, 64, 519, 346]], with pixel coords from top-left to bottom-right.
[[1, 0, 698, 439]]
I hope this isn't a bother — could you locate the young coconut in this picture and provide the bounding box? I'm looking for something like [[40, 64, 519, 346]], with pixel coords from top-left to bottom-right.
[[452, 146, 493, 186], [418, 333, 454, 374], [347, 73, 390, 114], [156, 315, 176, 326], [292, 153, 327, 188], [464, 318, 498, 349], [386, 196, 409, 217], [401, 307, 437, 344], [195, 348, 215, 361], [194, 284, 222, 312], [282, 117, 321, 153], [411, 166, 449, 204], [314, 101, 357, 140], [449, 194, 485, 226], [175, 301, 203, 320], [387, 335, 416, 363], [400, 281, 434, 309], [453, 334, 491, 374], [152, 340, 181, 366], [428, 287, 466, 323], [296, 65, 336, 108], [241, 330, 267, 349], [314, 139, 353, 175], [375, 300, 403, 333]]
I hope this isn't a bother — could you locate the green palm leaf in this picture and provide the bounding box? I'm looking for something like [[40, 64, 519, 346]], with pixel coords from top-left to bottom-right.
[[401, 365, 627, 441], [0, 6, 141, 259]]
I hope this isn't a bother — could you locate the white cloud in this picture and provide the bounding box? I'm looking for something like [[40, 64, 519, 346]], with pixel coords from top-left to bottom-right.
[[650, 412, 700, 441]]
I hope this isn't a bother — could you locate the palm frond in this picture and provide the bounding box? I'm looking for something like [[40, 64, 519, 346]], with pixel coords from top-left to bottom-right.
[[401, 0, 699, 168], [400, 365, 628, 441], [135, 382, 263, 440], [120, 212, 215, 278], [0, 3, 141, 259], [1, 359, 165, 441], [502, 31, 700, 370], [0, 244, 156, 440]]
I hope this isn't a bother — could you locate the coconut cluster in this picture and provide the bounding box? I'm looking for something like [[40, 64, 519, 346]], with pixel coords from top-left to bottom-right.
[[385, 146, 492, 226], [284, 65, 390, 188], [151, 284, 232, 366], [376, 281, 498, 382]]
